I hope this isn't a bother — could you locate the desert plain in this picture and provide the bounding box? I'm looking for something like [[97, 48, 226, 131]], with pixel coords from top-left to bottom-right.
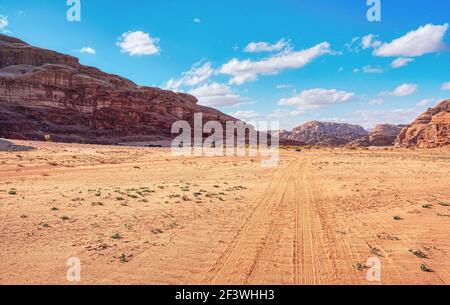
[[0, 139, 449, 285]]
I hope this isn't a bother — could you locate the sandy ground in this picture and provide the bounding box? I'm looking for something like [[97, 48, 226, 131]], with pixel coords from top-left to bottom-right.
[[0, 139, 449, 285]]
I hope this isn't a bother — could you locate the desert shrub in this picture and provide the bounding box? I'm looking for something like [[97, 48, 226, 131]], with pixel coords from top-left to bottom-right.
[[409, 249, 429, 259], [111, 233, 122, 240], [420, 264, 432, 272]]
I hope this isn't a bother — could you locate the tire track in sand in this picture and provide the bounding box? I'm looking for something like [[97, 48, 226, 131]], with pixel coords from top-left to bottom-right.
[[203, 160, 296, 284], [205, 156, 353, 284]]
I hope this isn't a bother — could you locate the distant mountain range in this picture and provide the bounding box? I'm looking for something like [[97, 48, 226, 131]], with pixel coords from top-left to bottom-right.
[[275, 102, 450, 148], [275, 122, 403, 147]]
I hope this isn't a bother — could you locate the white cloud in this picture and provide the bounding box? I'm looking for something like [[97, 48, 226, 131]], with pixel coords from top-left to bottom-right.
[[362, 65, 384, 74], [116, 31, 160, 56], [244, 38, 290, 53], [278, 88, 354, 111], [361, 35, 373, 49], [165, 61, 213, 90], [318, 117, 349, 124], [231, 109, 302, 126], [345, 37, 361, 53], [384, 83, 418, 97], [347, 108, 422, 129], [193, 18, 201, 23], [353, 66, 383, 74], [441, 82, 450, 90], [374, 23, 449, 57], [188, 83, 248, 107], [368, 98, 384, 106], [220, 42, 332, 85], [0, 15, 9, 33], [345, 35, 381, 53], [276, 84, 294, 89], [416, 98, 434, 107], [362, 34, 381, 49], [231, 110, 260, 120], [79, 47, 96, 55], [391, 57, 414, 68], [268, 109, 303, 118], [325, 102, 434, 129], [318, 97, 441, 129]]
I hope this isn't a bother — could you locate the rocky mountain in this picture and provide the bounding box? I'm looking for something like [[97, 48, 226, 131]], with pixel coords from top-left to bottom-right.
[[270, 129, 292, 139], [266, 129, 303, 146], [0, 34, 237, 145], [396, 99, 450, 148], [287, 121, 368, 146], [346, 124, 406, 147]]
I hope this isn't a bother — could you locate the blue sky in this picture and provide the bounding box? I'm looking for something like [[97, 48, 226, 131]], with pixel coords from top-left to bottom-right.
[[1, 0, 449, 129]]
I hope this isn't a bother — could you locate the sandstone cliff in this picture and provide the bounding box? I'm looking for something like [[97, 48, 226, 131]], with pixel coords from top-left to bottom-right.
[[0, 34, 237, 145], [287, 121, 368, 146], [347, 124, 406, 147], [396, 99, 450, 148]]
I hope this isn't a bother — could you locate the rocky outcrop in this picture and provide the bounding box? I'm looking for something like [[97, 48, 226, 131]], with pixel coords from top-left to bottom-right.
[[396, 100, 450, 148], [270, 129, 292, 140], [0, 34, 238, 145], [347, 124, 406, 147], [287, 121, 368, 146], [267, 129, 303, 146]]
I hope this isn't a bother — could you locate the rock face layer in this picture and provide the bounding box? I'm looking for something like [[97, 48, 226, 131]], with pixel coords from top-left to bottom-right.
[[287, 121, 368, 146], [0, 34, 237, 144], [347, 124, 406, 147], [396, 99, 450, 148]]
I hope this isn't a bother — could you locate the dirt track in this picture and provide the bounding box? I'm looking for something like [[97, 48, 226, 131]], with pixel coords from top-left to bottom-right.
[[1, 140, 449, 284], [204, 159, 348, 284]]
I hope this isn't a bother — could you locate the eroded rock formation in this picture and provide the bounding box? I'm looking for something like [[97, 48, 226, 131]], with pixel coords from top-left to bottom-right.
[[0, 34, 237, 145], [396, 100, 450, 148], [287, 121, 368, 146], [347, 124, 406, 147]]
